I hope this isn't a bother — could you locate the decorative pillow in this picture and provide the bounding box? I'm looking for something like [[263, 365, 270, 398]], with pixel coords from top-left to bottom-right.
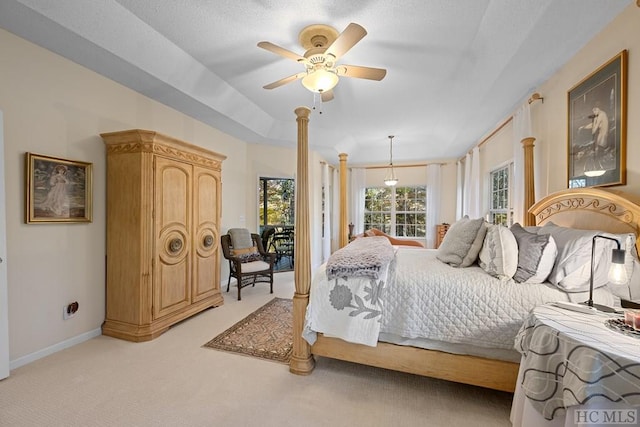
[[228, 228, 253, 248], [437, 216, 487, 267], [236, 251, 262, 263], [478, 224, 518, 279], [538, 222, 604, 292], [510, 223, 557, 284], [536, 222, 633, 292], [228, 228, 260, 263]]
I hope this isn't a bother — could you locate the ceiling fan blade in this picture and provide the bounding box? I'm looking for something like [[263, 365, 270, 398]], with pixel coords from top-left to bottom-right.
[[321, 90, 334, 102], [257, 41, 306, 62], [324, 23, 367, 60], [337, 65, 387, 81], [263, 72, 305, 90]]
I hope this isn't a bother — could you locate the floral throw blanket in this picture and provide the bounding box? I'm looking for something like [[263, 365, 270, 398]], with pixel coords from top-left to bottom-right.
[[303, 237, 397, 347]]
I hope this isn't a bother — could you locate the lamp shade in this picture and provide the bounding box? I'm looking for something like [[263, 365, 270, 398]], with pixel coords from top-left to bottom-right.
[[301, 69, 339, 93], [608, 248, 628, 285]]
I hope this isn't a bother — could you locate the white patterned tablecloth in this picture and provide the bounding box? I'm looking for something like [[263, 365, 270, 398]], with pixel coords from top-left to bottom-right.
[[514, 304, 640, 421]]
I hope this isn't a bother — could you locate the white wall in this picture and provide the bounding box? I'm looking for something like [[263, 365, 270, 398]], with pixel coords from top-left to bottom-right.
[[0, 29, 249, 364], [479, 4, 640, 201]]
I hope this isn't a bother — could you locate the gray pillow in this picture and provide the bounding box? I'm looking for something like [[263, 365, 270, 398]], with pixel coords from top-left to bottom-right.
[[510, 223, 556, 283], [437, 217, 487, 267]]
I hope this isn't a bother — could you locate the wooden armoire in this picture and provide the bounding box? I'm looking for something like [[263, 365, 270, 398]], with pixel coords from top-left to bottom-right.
[[101, 129, 226, 342]]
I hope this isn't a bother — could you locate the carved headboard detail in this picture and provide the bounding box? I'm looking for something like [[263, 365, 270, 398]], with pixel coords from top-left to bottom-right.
[[529, 188, 640, 252]]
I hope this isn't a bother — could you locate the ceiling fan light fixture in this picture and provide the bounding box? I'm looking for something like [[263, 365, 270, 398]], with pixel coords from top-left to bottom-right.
[[301, 69, 339, 93]]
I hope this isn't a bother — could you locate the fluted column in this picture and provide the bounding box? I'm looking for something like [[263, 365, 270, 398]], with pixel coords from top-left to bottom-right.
[[339, 153, 348, 248], [290, 106, 315, 375], [521, 137, 536, 226]]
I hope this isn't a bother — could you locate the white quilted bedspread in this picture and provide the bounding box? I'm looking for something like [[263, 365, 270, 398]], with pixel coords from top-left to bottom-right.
[[306, 247, 617, 352]]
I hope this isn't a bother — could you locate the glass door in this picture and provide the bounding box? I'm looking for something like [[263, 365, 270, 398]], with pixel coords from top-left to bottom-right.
[[258, 177, 295, 271]]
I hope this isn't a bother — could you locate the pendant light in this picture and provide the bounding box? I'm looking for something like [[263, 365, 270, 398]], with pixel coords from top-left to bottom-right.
[[384, 135, 398, 186]]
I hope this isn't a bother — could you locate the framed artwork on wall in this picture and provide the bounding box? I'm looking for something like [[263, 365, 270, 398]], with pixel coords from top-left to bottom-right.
[[567, 50, 627, 188], [25, 152, 93, 223]]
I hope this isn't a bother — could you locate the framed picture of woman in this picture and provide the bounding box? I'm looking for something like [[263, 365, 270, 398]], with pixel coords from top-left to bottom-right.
[[25, 153, 93, 223], [567, 50, 627, 188]]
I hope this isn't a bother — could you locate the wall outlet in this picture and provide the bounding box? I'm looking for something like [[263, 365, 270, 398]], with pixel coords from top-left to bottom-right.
[[63, 301, 79, 320]]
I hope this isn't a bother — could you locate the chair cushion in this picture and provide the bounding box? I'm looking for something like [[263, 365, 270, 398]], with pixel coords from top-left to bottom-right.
[[241, 260, 271, 273]]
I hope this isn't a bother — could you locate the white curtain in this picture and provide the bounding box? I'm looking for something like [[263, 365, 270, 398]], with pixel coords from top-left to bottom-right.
[[350, 168, 366, 235], [463, 154, 472, 216], [513, 103, 533, 224], [331, 167, 340, 253], [456, 160, 463, 220], [470, 146, 481, 218], [463, 148, 482, 218], [426, 164, 442, 249], [321, 163, 331, 263]]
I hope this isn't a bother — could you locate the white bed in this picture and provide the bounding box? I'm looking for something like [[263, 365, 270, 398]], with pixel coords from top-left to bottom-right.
[[303, 245, 619, 364], [288, 106, 640, 393]]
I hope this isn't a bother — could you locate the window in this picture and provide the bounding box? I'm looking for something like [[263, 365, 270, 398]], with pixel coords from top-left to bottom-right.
[[364, 186, 426, 237], [488, 164, 513, 226], [258, 177, 295, 228]]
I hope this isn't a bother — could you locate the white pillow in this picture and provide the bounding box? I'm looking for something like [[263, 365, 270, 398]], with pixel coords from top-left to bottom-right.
[[479, 224, 518, 279], [538, 223, 635, 292], [437, 216, 487, 267]]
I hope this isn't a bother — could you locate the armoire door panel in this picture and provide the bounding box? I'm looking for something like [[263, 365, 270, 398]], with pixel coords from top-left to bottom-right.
[[155, 156, 191, 228], [192, 166, 220, 301], [155, 258, 190, 318], [154, 156, 192, 318]]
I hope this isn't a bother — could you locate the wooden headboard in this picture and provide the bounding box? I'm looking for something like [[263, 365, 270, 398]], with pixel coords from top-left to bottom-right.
[[529, 188, 640, 252]]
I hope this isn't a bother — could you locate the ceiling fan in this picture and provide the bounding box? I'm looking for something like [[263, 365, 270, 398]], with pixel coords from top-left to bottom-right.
[[258, 23, 387, 102]]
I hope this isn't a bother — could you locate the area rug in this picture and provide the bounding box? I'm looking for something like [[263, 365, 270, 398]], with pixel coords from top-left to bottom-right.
[[203, 297, 293, 364]]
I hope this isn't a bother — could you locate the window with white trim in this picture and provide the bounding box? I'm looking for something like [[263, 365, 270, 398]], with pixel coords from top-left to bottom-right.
[[364, 186, 426, 237], [488, 164, 513, 226]]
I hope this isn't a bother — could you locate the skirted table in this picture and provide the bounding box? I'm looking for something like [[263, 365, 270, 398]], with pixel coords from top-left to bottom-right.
[[511, 304, 640, 427]]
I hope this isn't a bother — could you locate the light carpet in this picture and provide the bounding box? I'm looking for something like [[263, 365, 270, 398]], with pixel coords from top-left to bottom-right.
[[0, 271, 514, 426]]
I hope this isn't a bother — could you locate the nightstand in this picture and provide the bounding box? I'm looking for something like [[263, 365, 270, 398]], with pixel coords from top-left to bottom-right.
[[511, 304, 640, 426], [435, 223, 449, 248]]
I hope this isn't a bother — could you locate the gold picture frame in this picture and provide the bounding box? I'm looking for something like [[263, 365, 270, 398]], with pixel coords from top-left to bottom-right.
[[567, 50, 627, 188], [25, 153, 93, 223]]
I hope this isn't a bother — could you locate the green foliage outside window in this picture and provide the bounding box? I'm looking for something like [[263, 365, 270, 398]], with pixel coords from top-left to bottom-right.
[[258, 178, 295, 227], [364, 186, 426, 237]]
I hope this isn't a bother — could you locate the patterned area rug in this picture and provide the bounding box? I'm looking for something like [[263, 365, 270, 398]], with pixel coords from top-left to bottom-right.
[[203, 298, 293, 364]]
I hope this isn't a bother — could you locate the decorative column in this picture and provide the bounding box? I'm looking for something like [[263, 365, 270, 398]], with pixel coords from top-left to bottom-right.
[[338, 153, 348, 248], [522, 137, 536, 226], [290, 106, 315, 375]]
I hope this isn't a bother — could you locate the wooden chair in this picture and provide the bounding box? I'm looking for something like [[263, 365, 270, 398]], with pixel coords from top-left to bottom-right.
[[221, 231, 276, 301]]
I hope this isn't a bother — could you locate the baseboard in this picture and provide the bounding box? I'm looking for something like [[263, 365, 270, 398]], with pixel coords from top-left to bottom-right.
[[9, 327, 102, 371]]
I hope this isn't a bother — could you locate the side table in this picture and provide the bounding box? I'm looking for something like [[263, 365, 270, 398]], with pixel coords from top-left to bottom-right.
[[511, 304, 640, 426]]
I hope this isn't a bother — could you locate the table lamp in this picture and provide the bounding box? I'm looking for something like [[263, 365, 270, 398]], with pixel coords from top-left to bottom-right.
[[582, 235, 627, 313]]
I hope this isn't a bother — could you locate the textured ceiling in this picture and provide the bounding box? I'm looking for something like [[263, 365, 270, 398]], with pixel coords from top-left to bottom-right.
[[0, 0, 631, 164]]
